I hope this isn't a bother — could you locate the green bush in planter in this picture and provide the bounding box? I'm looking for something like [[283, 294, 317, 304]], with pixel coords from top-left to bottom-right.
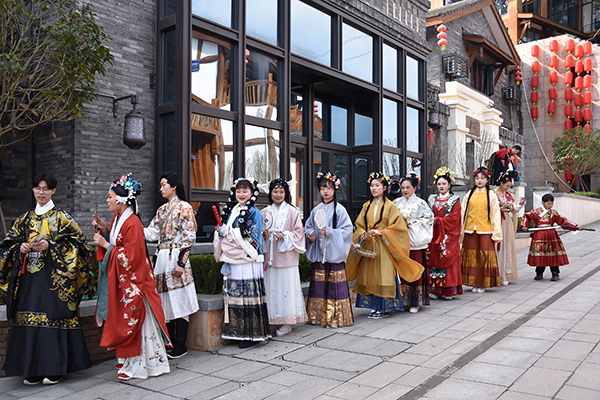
[[299, 253, 313, 283], [189, 254, 223, 295]]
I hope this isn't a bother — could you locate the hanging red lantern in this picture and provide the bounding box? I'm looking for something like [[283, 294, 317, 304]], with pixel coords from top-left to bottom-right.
[[565, 103, 573, 117], [531, 44, 540, 57], [566, 39, 575, 53], [548, 101, 556, 115], [550, 39, 559, 53], [575, 44, 584, 59], [437, 25, 447, 50], [564, 71, 573, 86], [584, 74, 592, 89], [575, 76, 583, 91], [575, 60, 584, 75], [438, 38, 447, 50], [584, 41, 592, 55], [550, 70, 558, 85], [584, 91, 592, 105], [531, 90, 539, 104], [531, 106, 539, 120], [532, 75, 539, 89], [549, 87, 557, 100], [574, 93, 583, 107], [565, 55, 574, 68], [565, 88, 573, 102], [584, 58, 592, 73], [549, 55, 558, 68], [437, 31, 447, 40], [515, 76, 522, 85], [584, 108, 592, 122], [565, 169, 574, 182], [532, 60, 540, 73], [437, 24, 447, 32], [565, 119, 573, 130], [584, 124, 592, 132], [574, 109, 583, 123]]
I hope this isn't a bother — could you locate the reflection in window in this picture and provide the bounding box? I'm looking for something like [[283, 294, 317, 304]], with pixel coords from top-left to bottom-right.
[[354, 153, 372, 202], [190, 114, 233, 191], [290, 91, 304, 136], [383, 44, 397, 91], [331, 106, 348, 145], [291, 0, 331, 66], [313, 151, 330, 205], [163, 113, 176, 173], [334, 154, 348, 207], [406, 107, 420, 152], [191, 34, 232, 110], [163, 0, 175, 18], [245, 125, 280, 184], [163, 29, 176, 104], [383, 99, 398, 147], [342, 23, 373, 82], [192, 0, 232, 28], [245, 49, 278, 120], [315, 97, 348, 145], [406, 156, 422, 195], [354, 113, 373, 146], [383, 152, 400, 178], [247, 0, 278, 45], [290, 147, 304, 213], [406, 55, 421, 101]]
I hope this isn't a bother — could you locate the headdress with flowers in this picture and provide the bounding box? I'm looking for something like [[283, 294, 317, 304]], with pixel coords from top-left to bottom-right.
[[433, 166, 456, 184], [367, 172, 392, 188], [402, 171, 421, 186], [316, 171, 341, 190], [221, 177, 260, 243], [496, 170, 518, 185], [472, 167, 491, 179], [110, 173, 143, 205]]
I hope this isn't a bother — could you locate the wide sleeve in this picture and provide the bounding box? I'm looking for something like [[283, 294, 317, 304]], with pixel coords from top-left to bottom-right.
[[144, 212, 161, 242], [179, 203, 198, 248], [438, 198, 462, 242], [278, 207, 306, 254], [325, 205, 354, 264], [345, 202, 369, 281], [0, 214, 27, 293], [304, 208, 319, 263], [552, 210, 577, 228], [490, 192, 503, 243]]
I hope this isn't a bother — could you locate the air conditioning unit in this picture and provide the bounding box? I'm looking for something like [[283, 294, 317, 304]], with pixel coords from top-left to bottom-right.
[[502, 86, 522, 105], [442, 53, 468, 78]]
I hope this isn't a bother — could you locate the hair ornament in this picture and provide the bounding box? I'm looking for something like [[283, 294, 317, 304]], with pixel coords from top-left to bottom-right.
[[433, 166, 455, 183], [316, 171, 341, 190], [367, 172, 392, 187], [472, 167, 491, 179], [110, 173, 143, 204], [406, 171, 421, 185]]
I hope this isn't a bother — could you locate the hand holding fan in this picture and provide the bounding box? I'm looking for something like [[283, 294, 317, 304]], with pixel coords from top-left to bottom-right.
[[315, 206, 327, 263], [261, 209, 274, 269]]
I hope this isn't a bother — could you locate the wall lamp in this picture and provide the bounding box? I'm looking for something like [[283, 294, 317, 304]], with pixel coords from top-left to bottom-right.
[[113, 94, 146, 150]]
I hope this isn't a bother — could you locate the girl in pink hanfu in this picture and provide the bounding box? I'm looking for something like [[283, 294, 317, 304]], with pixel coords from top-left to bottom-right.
[[260, 179, 307, 337]]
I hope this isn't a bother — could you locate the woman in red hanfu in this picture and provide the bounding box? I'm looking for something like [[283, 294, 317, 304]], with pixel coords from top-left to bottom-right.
[[427, 167, 463, 300], [93, 174, 171, 381]]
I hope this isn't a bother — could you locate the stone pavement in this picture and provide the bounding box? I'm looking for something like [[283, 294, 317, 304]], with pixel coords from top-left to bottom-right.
[[2, 221, 600, 400]]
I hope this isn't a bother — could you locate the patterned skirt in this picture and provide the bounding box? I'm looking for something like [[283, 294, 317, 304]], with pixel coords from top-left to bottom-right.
[[527, 230, 569, 267], [461, 233, 501, 288], [356, 273, 404, 313], [400, 250, 430, 308], [222, 262, 271, 341], [306, 262, 354, 328], [264, 265, 308, 325]]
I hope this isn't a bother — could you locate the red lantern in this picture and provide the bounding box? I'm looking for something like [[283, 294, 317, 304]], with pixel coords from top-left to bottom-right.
[[531, 44, 540, 57], [438, 39, 447, 50], [550, 39, 559, 53], [531, 90, 539, 104], [565, 103, 573, 117], [574, 93, 583, 108], [574, 109, 583, 123], [566, 39, 575, 53], [584, 41, 592, 55], [548, 101, 556, 115], [584, 108, 592, 122], [584, 58, 592, 73], [575, 44, 584, 59], [584, 74, 592, 89], [550, 55, 558, 68], [515, 76, 522, 85], [550, 70, 558, 85], [565, 169, 574, 182], [531, 106, 539, 120], [565, 55, 574, 68], [532, 60, 540, 73], [437, 31, 447, 40], [584, 91, 592, 105], [584, 124, 592, 133], [532, 75, 539, 89], [575, 76, 583, 91], [314, 102, 319, 115], [437, 24, 447, 32], [575, 60, 584, 75], [565, 119, 573, 130], [565, 71, 573, 86], [565, 88, 573, 102], [549, 87, 557, 100]]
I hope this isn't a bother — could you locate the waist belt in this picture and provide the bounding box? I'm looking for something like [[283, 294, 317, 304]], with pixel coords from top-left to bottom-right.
[[28, 251, 42, 258], [158, 243, 182, 250]]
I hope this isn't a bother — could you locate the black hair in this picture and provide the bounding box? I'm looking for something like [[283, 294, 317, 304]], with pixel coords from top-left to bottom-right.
[[111, 182, 140, 215], [268, 179, 291, 205], [435, 175, 454, 195], [33, 173, 57, 190], [364, 172, 389, 230], [497, 170, 518, 186], [318, 178, 338, 229], [400, 173, 419, 189], [160, 171, 187, 202], [541, 193, 554, 202], [513, 145, 522, 152], [464, 168, 491, 224], [222, 178, 260, 242]]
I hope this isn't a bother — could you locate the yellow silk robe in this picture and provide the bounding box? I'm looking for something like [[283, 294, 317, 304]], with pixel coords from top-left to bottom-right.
[[346, 198, 424, 298]]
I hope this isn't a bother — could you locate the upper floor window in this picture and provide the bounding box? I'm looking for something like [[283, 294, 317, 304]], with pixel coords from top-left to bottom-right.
[[192, 0, 232, 28], [470, 60, 494, 96], [342, 23, 373, 83], [247, 0, 278, 45], [291, 0, 332, 66]]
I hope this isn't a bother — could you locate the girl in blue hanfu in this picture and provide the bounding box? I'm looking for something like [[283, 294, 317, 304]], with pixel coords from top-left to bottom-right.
[[304, 172, 354, 328], [213, 177, 270, 348]]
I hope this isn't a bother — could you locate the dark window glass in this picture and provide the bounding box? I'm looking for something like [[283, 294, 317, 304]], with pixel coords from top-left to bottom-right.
[[191, 33, 232, 110], [548, 0, 579, 30], [291, 91, 304, 137], [290, 146, 305, 210], [191, 115, 233, 191], [470, 60, 494, 96], [163, 29, 176, 104], [354, 113, 373, 146], [247, 0, 278, 45], [192, 0, 232, 28], [383, 152, 400, 177], [331, 106, 348, 145], [406, 156, 423, 196], [334, 154, 348, 208], [245, 125, 280, 183], [406, 107, 420, 152], [163, 0, 176, 18], [354, 153, 372, 201], [406, 55, 421, 101], [314, 95, 348, 145], [494, 0, 508, 15], [163, 113, 176, 173], [291, 0, 331, 66], [383, 98, 398, 147], [383, 44, 398, 92], [245, 49, 278, 120], [342, 23, 373, 82]]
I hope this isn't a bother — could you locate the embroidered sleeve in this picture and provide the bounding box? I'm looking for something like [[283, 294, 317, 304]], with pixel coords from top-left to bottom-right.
[[179, 203, 197, 248]]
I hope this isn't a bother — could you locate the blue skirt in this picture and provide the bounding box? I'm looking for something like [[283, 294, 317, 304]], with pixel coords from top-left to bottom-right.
[[355, 274, 404, 313]]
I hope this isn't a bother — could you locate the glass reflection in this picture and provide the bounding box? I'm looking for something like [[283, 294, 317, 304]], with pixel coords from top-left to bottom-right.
[[383, 99, 398, 147], [406, 106, 420, 152], [192, 0, 232, 28], [290, 146, 305, 213], [247, 0, 278, 45], [245, 125, 280, 184], [291, 0, 331, 66], [406, 55, 421, 100], [334, 154, 348, 208], [163, 0, 175, 18], [383, 44, 397, 91], [163, 29, 176, 104], [354, 153, 372, 201], [331, 106, 348, 145], [354, 113, 373, 146], [342, 23, 373, 82], [191, 34, 232, 110], [245, 49, 278, 120], [190, 114, 233, 191], [290, 91, 304, 136], [383, 152, 400, 178], [406, 156, 422, 196]]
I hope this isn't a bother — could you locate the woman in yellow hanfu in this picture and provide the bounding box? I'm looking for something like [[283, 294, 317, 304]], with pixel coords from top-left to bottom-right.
[[346, 172, 424, 319]]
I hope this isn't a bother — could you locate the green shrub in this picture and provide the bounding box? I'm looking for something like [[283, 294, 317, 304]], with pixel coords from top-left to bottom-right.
[[571, 191, 600, 199], [189, 253, 223, 295], [299, 253, 313, 283]]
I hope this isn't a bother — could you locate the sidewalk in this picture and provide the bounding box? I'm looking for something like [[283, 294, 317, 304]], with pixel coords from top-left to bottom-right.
[[2, 221, 600, 400]]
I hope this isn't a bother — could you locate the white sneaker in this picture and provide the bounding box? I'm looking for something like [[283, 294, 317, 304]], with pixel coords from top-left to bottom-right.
[[502, 281, 509, 286], [429, 294, 440, 300], [443, 296, 454, 300], [471, 287, 478, 293], [409, 306, 420, 313], [476, 288, 486, 293]]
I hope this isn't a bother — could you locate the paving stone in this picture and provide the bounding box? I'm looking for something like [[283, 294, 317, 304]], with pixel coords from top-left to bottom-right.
[[180, 354, 245, 374], [212, 360, 274, 381], [493, 336, 555, 354], [423, 377, 506, 400], [288, 364, 359, 382], [56, 381, 124, 400], [282, 344, 333, 363], [564, 362, 600, 391], [496, 391, 549, 399], [449, 317, 490, 332], [364, 322, 414, 339], [211, 380, 285, 400], [262, 376, 340, 400], [474, 348, 540, 368], [420, 351, 461, 369], [544, 339, 596, 361], [234, 340, 304, 362], [561, 331, 600, 343], [509, 366, 571, 397], [349, 362, 414, 388], [363, 383, 412, 400], [433, 328, 472, 340], [324, 382, 379, 400], [187, 382, 239, 400], [452, 361, 526, 386], [387, 352, 430, 366], [404, 337, 458, 357], [509, 325, 567, 341], [132, 368, 198, 391], [392, 366, 438, 387], [555, 384, 600, 400], [262, 370, 313, 387], [532, 356, 581, 372], [306, 349, 383, 373], [163, 375, 230, 398]]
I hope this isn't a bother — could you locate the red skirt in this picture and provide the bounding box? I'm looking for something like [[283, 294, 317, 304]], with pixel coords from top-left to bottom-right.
[[527, 229, 569, 267], [461, 233, 501, 288]]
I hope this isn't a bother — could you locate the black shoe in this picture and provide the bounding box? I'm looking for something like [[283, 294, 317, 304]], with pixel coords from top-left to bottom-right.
[[238, 340, 258, 349], [167, 347, 188, 359], [534, 273, 543, 280], [551, 274, 560, 281]]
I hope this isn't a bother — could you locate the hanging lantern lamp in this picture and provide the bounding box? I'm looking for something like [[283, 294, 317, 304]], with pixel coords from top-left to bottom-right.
[[574, 44, 584, 59], [531, 105, 539, 120], [437, 25, 447, 50], [565, 103, 573, 117], [531, 91, 539, 104], [584, 41, 592, 55]]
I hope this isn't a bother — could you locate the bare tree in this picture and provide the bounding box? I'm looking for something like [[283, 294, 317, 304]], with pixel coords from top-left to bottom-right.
[[447, 128, 499, 186]]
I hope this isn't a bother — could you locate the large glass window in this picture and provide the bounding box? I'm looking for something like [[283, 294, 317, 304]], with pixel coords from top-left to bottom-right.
[[246, 0, 278, 45], [163, 113, 176, 173], [354, 113, 373, 146], [383, 44, 398, 92], [331, 106, 348, 145], [162, 0, 176, 18], [191, 33, 232, 110], [290, 146, 305, 211], [290, 91, 304, 136], [342, 23, 373, 82], [291, 0, 332, 66], [163, 29, 176, 104], [314, 94, 348, 145], [191, 115, 233, 191], [334, 154, 348, 207], [406, 107, 420, 152], [406, 55, 421, 101], [245, 125, 280, 183], [383, 98, 398, 147], [383, 152, 400, 177], [245, 49, 278, 120], [548, 0, 579, 30], [192, 0, 232, 28], [313, 151, 330, 204]]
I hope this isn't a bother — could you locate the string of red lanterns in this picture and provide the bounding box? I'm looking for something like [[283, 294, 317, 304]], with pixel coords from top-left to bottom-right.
[[437, 25, 447, 50], [548, 40, 558, 115], [583, 41, 593, 130], [531, 44, 540, 121], [564, 39, 574, 130]]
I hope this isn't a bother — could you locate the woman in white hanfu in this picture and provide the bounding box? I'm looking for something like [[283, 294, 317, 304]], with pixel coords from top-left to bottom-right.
[[260, 179, 307, 336], [144, 172, 199, 359]]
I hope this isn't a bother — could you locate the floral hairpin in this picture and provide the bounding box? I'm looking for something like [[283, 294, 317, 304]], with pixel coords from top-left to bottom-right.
[[110, 173, 142, 204], [316, 171, 341, 190], [367, 172, 391, 187], [406, 171, 421, 185], [433, 166, 455, 183]]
